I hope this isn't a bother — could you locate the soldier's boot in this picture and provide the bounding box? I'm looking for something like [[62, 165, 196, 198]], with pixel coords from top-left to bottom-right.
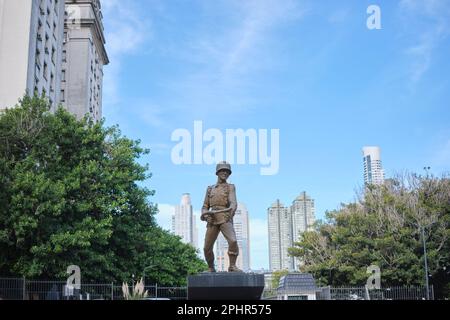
[[228, 254, 243, 272], [206, 258, 216, 272], [204, 248, 216, 272], [208, 265, 216, 273]]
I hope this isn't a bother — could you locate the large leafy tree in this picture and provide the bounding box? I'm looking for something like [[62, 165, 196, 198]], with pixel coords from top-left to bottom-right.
[[0, 96, 206, 285], [289, 173, 450, 298]]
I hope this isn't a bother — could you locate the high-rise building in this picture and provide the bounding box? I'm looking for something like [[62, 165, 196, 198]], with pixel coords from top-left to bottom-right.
[[0, 0, 108, 121], [362, 146, 385, 185], [215, 203, 250, 272], [62, 0, 108, 122], [0, 0, 65, 111], [268, 200, 294, 271], [291, 191, 315, 241], [268, 193, 316, 272], [192, 213, 198, 250], [172, 193, 196, 247], [291, 191, 315, 269]]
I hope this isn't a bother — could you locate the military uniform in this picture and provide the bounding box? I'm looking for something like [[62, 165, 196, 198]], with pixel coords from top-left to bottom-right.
[[201, 162, 241, 272]]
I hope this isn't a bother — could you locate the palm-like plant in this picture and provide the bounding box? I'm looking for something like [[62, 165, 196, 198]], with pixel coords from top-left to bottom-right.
[[122, 278, 149, 300]]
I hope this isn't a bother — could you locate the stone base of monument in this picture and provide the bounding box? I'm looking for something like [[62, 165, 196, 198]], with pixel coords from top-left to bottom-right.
[[187, 272, 265, 300]]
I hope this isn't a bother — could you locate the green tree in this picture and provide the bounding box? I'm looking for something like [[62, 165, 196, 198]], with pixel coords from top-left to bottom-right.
[[0, 95, 206, 284], [289, 173, 450, 298], [271, 269, 289, 289]]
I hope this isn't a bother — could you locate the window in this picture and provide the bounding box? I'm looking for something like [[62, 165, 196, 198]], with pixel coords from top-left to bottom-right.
[[61, 70, 66, 81], [51, 47, 56, 64], [50, 73, 54, 92], [38, 19, 43, 36], [45, 33, 49, 54], [61, 90, 65, 102], [62, 50, 66, 62], [43, 62, 48, 80]]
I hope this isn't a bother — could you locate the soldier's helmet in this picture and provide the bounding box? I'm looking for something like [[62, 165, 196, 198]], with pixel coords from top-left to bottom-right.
[[216, 161, 232, 175]]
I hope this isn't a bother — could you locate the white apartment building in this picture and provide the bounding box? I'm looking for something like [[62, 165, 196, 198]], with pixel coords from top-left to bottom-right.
[[0, 0, 65, 111], [172, 193, 197, 248], [0, 0, 108, 121], [291, 191, 315, 270], [291, 191, 315, 240], [268, 193, 316, 272], [61, 0, 108, 122], [362, 146, 385, 185], [268, 200, 294, 272]]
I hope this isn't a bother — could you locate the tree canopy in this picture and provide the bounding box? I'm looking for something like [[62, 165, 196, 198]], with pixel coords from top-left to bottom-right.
[[289, 174, 450, 298], [0, 96, 206, 285]]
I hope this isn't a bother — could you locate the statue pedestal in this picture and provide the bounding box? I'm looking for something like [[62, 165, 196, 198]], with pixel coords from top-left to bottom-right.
[[187, 272, 265, 300]]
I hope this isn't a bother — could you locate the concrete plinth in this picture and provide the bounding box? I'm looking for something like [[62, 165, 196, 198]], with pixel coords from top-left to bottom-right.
[[187, 272, 265, 300]]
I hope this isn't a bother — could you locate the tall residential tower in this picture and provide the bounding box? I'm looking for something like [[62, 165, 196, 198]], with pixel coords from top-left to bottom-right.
[[268, 193, 316, 272], [172, 193, 197, 248], [0, 0, 108, 121], [362, 146, 385, 185], [0, 0, 65, 110], [268, 200, 294, 271], [62, 0, 108, 122]]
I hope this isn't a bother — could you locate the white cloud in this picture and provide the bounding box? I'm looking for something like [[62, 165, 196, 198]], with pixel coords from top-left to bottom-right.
[[220, 0, 305, 76], [328, 8, 350, 25], [101, 0, 150, 109], [405, 37, 433, 82], [130, 102, 168, 129], [399, 0, 450, 83], [166, 0, 307, 117]]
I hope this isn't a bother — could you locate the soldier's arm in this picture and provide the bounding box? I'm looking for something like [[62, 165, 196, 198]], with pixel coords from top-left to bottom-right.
[[201, 186, 211, 216], [228, 184, 237, 216]]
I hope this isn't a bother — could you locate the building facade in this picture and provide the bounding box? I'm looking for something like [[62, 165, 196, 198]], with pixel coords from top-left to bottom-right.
[[62, 0, 108, 122], [215, 203, 250, 272], [291, 192, 315, 241], [268, 200, 294, 272], [0, 0, 65, 111], [0, 0, 108, 121], [172, 193, 197, 248], [291, 191, 315, 269], [362, 146, 385, 185], [268, 193, 316, 272]]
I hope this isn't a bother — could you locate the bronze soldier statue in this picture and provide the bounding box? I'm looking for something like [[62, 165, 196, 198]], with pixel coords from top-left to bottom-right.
[[201, 161, 242, 273]]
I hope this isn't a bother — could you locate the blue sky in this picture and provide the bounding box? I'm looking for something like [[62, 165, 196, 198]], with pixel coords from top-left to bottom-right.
[[100, 0, 450, 270]]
